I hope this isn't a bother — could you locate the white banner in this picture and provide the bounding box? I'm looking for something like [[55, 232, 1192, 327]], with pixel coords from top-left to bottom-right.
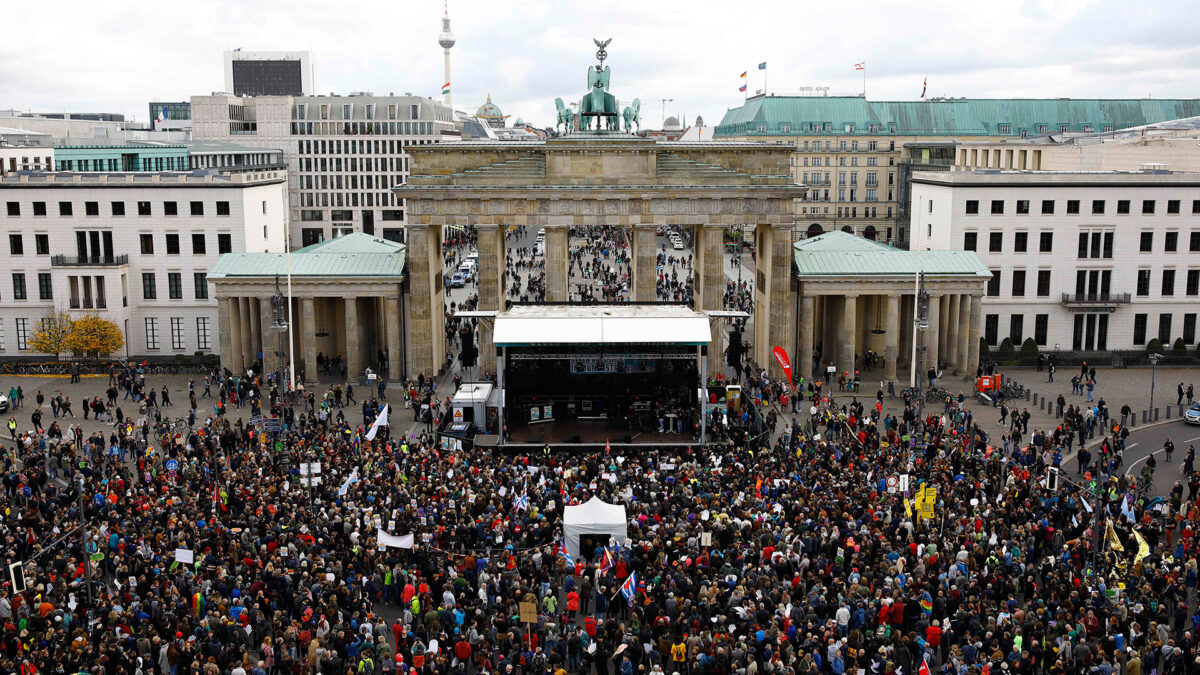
[[366, 405, 390, 441], [377, 528, 415, 549]]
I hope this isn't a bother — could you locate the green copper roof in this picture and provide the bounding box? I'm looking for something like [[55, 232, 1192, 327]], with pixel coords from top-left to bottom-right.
[[716, 96, 1200, 137], [794, 231, 990, 278], [208, 233, 406, 279]]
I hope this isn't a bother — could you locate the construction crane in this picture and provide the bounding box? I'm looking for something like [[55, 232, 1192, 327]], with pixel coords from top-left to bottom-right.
[[657, 98, 674, 129]]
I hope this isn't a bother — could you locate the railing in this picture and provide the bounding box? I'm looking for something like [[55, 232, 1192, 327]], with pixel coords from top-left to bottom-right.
[[51, 254, 128, 266], [1061, 292, 1131, 305], [68, 299, 107, 310]]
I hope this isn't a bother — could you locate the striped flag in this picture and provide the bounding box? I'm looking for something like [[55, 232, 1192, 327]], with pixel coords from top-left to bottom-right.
[[513, 487, 529, 512], [442, 82, 451, 95], [854, 62, 866, 71], [619, 571, 637, 605], [599, 547, 615, 574], [738, 85, 747, 93], [739, 71, 747, 79], [558, 542, 574, 566]]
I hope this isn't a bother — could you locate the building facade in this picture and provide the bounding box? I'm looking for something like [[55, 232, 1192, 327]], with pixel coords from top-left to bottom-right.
[[55, 142, 190, 172], [0, 170, 287, 359], [224, 51, 314, 97], [715, 95, 1200, 246], [911, 170, 1200, 354], [149, 101, 192, 131], [0, 128, 54, 176], [191, 93, 458, 247]]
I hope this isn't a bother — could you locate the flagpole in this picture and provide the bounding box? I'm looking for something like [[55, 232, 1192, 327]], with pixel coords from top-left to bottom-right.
[[863, 63, 867, 98]]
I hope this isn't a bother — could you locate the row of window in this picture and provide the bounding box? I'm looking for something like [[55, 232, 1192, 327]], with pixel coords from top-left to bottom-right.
[[141, 272, 210, 300], [5, 200, 231, 217], [985, 269, 1054, 297], [984, 267, 1200, 298], [966, 229, 1200, 256], [143, 317, 212, 351], [1134, 269, 1200, 297], [139, 232, 232, 256], [981, 312, 1198, 350], [965, 231, 1055, 253], [966, 198, 1200, 216], [297, 139, 415, 159], [289, 121, 437, 137]]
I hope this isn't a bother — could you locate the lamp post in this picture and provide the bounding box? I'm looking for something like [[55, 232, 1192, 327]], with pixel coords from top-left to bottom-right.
[[909, 271, 929, 388], [1149, 352, 1162, 417]]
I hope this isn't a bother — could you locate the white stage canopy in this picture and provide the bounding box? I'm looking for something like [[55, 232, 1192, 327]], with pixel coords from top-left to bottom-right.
[[563, 497, 628, 559]]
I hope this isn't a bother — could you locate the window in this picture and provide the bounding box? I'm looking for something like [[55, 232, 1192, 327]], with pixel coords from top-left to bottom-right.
[[1162, 269, 1176, 296], [1194, 200, 1200, 214], [1034, 314, 1048, 346], [196, 317, 211, 350], [216, 201, 230, 216], [987, 270, 1001, 296], [1168, 199, 1181, 214], [1191, 232, 1200, 251], [1133, 313, 1148, 345], [15, 318, 29, 350], [990, 200, 1004, 214], [1077, 233, 1088, 258], [1103, 232, 1114, 258], [170, 317, 185, 350], [37, 273, 51, 300], [1041, 200, 1054, 214], [1136, 269, 1151, 296], [1016, 200, 1029, 215], [6, 202, 18, 216], [138, 201, 151, 216], [58, 201, 72, 216], [1140, 232, 1153, 252], [142, 273, 157, 300], [111, 201, 125, 216], [1188, 269, 1199, 296], [963, 232, 977, 251], [1011, 269, 1026, 297], [34, 234, 47, 255], [988, 232, 1003, 252], [84, 201, 99, 216], [191, 233, 206, 255], [164, 201, 178, 216], [189, 201, 204, 216], [999, 124, 1011, 134], [217, 234, 232, 254], [144, 317, 160, 350], [12, 273, 26, 300], [8, 234, 23, 255], [1142, 200, 1156, 214], [1009, 315, 1024, 344], [167, 272, 182, 300], [165, 233, 180, 255], [1186, 314, 1198, 345], [194, 273, 208, 299], [1039, 232, 1053, 252], [1159, 314, 1173, 344], [1066, 200, 1080, 215], [1037, 270, 1051, 297], [965, 200, 979, 215], [1165, 232, 1178, 252], [1117, 200, 1130, 214], [32, 202, 46, 216], [984, 314, 999, 346], [1014, 232, 1028, 253], [139, 234, 154, 255]]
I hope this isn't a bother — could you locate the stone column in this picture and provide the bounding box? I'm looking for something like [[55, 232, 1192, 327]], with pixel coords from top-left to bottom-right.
[[344, 297, 360, 381], [301, 297, 317, 384], [386, 295, 403, 382], [475, 224, 503, 373], [798, 294, 815, 384], [259, 297, 274, 378], [544, 225, 569, 301], [958, 293, 972, 374], [841, 294, 858, 376], [229, 296, 244, 372], [884, 293, 899, 381], [944, 294, 960, 373], [754, 223, 798, 382], [631, 223, 657, 302], [926, 293, 941, 378], [217, 297, 233, 366], [402, 224, 443, 377], [697, 224, 726, 378], [966, 293, 982, 375]]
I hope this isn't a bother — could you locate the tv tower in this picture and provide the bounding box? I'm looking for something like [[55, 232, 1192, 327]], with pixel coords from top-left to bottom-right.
[[438, 1, 456, 108]]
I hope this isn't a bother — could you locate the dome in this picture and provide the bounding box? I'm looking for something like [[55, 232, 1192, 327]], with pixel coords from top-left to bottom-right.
[[476, 94, 507, 128], [663, 115, 680, 130], [514, 117, 524, 127], [695, 115, 704, 127]]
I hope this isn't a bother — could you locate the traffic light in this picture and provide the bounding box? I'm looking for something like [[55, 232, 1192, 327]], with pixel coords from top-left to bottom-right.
[[459, 323, 478, 368], [727, 330, 742, 368]]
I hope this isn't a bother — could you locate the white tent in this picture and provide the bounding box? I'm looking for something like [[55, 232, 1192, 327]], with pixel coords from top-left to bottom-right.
[[563, 497, 628, 560]]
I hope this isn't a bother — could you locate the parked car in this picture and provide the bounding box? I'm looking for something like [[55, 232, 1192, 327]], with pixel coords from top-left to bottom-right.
[[1186, 401, 1200, 425], [449, 273, 466, 288], [672, 239, 685, 250], [0, 393, 8, 413]]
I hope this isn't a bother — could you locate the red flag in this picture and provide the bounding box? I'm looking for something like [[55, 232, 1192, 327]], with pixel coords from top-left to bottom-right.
[[772, 346, 793, 388], [919, 656, 931, 675]]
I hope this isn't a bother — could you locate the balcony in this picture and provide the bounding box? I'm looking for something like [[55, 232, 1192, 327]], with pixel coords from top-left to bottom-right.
[[51, 255, 128, 267], [1061, 292, 1131, 308], [68, 299, 107, 310]]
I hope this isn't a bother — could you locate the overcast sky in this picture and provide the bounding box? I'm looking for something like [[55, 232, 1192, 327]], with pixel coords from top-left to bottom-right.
[[2, 0, 1196, 129]]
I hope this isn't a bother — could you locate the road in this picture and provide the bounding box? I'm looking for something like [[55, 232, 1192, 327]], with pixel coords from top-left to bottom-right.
[[1099, 419, 1200, 495]]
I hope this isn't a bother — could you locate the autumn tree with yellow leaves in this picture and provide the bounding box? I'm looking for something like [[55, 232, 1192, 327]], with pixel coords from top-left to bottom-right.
[[66, 314, 125, 357], [29, 311, 75, 361]]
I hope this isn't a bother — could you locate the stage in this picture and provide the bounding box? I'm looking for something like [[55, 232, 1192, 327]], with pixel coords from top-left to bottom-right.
[[505, 419, 695, 447]]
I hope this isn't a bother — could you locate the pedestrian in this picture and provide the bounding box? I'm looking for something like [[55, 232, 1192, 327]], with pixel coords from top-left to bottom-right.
[[1166, 438, 1175, 463], [1048, 362, 1055, 382]]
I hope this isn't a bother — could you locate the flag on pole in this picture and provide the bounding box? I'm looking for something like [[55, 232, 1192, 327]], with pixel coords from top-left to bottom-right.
[[558, 542, 574, 567], [920, 76, 927, 99], [442, 82, 451, 95], [917, 655, 930, 675], [605, 437, 611, 454], [739, 71, 747, 79], [513, 487, 529, 512], [758, 62, 767, 70], [338, 468, 360, 496], [599, 547, 615, 575], [738, 85, 747, 93], [366, 404, 390, 441], [1133, 529, 1151, 564], [619, 571, 637, 605], [854, 62, 866, 70]]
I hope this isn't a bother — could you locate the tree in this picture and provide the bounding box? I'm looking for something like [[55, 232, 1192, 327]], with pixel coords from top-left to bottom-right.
[[67, 314, 124, 357], [998, 337, 1016, 358], [1020, 337, 1039, 358], [29, 312, 75, 361], [1173, 337, 1189, 355], [1146, 338, 1165, 354], [978, 337, 991, 360]]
